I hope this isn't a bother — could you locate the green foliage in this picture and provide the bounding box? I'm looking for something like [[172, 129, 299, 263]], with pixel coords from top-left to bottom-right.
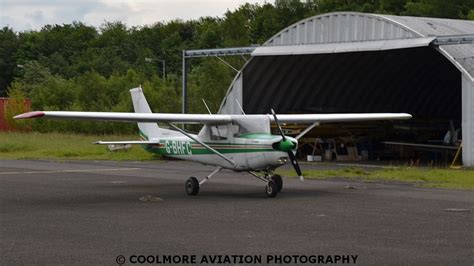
[[0, 27, 20, 96], [402, 0, 474, 19], [188, 59, 237, 114], [0, 132, 158, 160], [1, 1, 471, 134], [277, 166, 474, 189]]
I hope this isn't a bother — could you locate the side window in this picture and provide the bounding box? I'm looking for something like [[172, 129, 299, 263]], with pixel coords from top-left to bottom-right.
[[234, 123, 251, 136], [231, 124, 240, 137], [210, 125, 228, 140]]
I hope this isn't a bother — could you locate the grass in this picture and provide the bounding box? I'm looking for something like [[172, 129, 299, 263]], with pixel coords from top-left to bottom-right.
[[1, 132, 473, 190], [0, 132, 158, 161], [277, 166, 474, 190]]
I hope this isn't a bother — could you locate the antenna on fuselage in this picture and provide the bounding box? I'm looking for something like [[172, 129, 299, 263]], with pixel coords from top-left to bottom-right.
[[201, 99, 212, 114]]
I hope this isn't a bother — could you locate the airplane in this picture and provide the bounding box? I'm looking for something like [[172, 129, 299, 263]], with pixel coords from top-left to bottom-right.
[[14, 87, 412, 197]]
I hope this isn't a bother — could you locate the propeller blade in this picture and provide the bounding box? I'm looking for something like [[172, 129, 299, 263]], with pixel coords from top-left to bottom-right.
[[288, 151, 304, 181], [271, 108, 286, 141], [272, 109, 303, 180]]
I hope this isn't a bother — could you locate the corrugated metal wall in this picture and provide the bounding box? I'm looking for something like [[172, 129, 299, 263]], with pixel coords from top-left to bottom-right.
[[264, 12, 474, 48], [471, 77, 474, 167], [0, 98, 10, 131], [462, 75, 474, 166], [266, 13, 419, 46], [0, 98, 31, 132], [242, 47, 461, 119]]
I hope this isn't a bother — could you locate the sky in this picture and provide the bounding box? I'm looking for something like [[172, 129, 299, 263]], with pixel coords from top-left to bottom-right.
[[0, 0, 270, 31]]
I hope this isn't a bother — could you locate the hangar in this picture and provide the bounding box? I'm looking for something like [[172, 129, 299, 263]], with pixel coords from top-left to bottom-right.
[[218, 12, 474, 166]]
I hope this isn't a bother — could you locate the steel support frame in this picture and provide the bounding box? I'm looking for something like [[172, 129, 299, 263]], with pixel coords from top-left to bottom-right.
[[432, 34, 474, 46], [181, 46, 257, 115]]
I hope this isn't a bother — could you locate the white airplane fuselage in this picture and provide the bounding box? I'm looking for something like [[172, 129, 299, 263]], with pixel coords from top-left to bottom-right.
[[141, 133, 295, 171]]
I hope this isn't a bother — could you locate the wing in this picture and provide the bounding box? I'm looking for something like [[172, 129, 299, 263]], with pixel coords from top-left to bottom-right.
[[94, 140, 160, 145], [270, 113, 412, 123], [14, 111, 411, 124], [14, 111, 232, 124]]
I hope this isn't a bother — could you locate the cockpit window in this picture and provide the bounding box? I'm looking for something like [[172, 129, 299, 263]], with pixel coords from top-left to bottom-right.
[[232, 116, 271, 136], [210, 125, 228, 140]]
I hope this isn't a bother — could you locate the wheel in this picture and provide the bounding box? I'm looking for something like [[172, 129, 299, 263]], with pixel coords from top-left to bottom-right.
[[185, 177, 199, 196], [271, 174, 283, 192], [265, 180, 278, 198]]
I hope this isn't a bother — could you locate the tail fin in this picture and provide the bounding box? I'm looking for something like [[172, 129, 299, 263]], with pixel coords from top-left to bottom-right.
[[130, 87, 176, 139]]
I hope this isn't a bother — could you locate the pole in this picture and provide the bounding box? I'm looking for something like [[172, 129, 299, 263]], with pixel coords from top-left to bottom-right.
[[162, 60, 166, 79], [182, 50, 187, 114], [145, 57, 165, 78]]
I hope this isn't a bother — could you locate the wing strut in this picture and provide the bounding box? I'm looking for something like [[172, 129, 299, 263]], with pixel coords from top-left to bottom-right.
[[167, 123, 236, 167], [295, 122, 319, 140]]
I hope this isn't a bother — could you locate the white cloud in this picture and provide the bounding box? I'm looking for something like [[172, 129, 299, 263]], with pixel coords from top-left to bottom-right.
[[0, 0, 270, 31]]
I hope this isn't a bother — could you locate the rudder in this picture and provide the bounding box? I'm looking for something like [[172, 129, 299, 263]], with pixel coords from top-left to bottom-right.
[[130, 87, 176, 139]]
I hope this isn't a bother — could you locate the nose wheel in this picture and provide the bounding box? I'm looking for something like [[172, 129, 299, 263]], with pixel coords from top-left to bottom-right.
[[271, 174, 283, 192], [249, 172, 284, 198], [265, 174, 283, 197], [265, 180, 278, 197]]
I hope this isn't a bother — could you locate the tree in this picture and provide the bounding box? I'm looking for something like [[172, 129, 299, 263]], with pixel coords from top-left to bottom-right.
[[0, 27, 20, 96], [16, 23, 97, 79], [187, 59, 235, 114], [402, 0, 474, 19], [3, 0, 471, 134]]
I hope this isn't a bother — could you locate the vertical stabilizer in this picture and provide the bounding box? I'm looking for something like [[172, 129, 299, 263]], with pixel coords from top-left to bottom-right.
[[129, 87, 162, 139]]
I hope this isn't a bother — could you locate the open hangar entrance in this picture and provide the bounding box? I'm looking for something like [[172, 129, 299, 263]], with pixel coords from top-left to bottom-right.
[[243, 48, 461, 164], [218, 12, 474, 166]]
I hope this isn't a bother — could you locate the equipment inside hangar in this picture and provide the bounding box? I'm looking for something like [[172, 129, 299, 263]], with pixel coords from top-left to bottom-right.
[[218, 12, 474, 166]]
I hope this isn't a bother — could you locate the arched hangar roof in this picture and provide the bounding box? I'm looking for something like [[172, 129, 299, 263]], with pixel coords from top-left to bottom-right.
[[255, 12, 474, 80], [264, 12, 474, 45], [218, 12, 474, 166], [219, 12, 474, 115]]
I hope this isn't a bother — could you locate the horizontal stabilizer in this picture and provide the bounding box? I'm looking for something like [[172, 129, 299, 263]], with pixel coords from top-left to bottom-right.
[[94, 140, 160, 145]]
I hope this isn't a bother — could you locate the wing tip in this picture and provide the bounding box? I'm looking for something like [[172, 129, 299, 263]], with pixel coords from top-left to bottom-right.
[[13, 111, 45, 120]]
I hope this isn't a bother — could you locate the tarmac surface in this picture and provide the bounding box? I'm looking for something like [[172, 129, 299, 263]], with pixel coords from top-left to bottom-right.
[[1, 159, 473, 265]]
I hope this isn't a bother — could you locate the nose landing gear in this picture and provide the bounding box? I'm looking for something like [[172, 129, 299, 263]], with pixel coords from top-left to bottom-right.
[[249, 172, 283, 198]]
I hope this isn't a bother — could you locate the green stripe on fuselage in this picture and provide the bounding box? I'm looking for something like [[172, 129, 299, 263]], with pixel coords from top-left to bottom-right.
[[237, 133, 280, 139], [138, 130, 276, 155], [138, 130, 278, 155], [146, 141, 275, 155]]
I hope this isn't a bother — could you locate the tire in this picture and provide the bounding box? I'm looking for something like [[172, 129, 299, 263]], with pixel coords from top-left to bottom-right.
[[271, 174, 283, 192], [265, 180, 278, 198], [185, 177, 199, 196]]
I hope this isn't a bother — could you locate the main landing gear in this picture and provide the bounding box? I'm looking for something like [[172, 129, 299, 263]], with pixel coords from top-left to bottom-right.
[[184, 167, 283, 198], [185, 167, 221, 196], [185, 177, 199, 195]]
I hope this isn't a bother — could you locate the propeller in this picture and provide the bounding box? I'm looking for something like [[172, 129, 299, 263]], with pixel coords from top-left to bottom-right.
[[271, 109, 304, 181]]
